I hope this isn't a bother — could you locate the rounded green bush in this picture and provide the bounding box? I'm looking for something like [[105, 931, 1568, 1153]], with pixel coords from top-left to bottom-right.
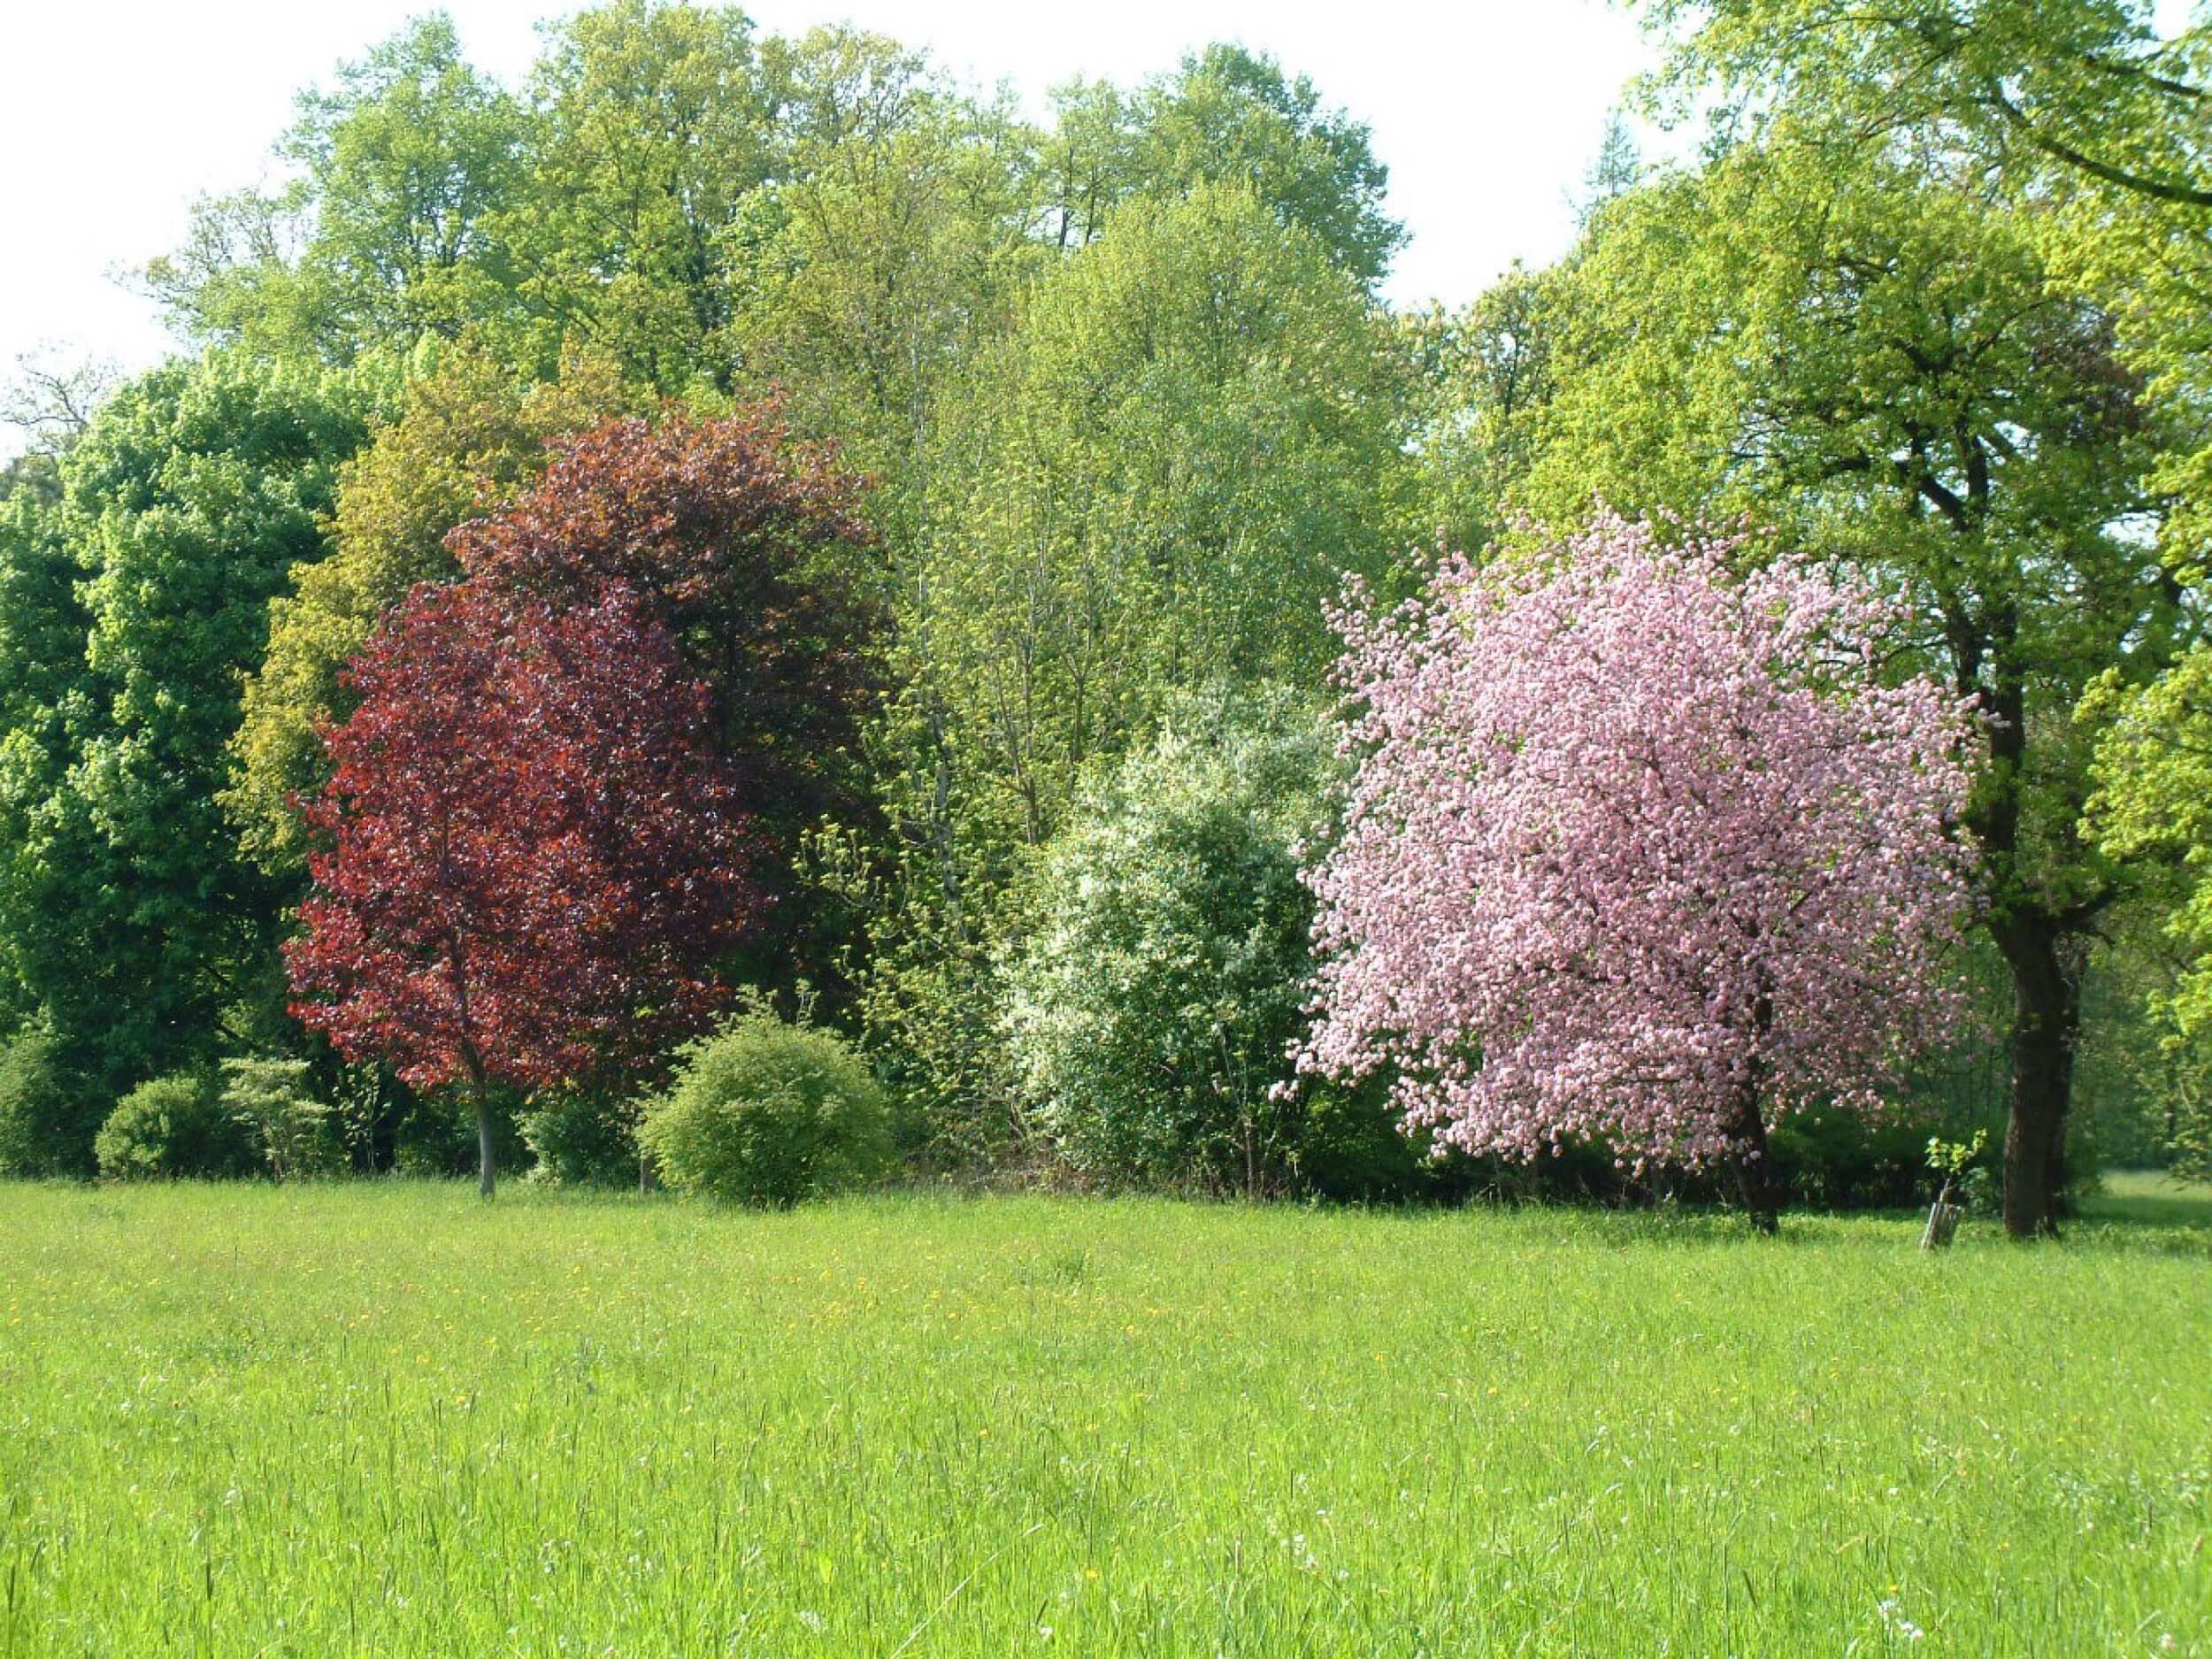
[[641, 1011, 892, 1205], [94, 1071, 257, 1180]]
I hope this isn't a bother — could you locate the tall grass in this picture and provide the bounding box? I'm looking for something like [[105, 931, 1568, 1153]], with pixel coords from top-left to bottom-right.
[[2, 1180, 2206, 1656]]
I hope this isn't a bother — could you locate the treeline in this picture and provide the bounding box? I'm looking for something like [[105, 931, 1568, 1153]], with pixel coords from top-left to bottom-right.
[[0, 1, 2205, 1232]]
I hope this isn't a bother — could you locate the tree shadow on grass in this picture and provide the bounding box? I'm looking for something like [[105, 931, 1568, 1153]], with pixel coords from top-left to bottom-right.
[[2079, 1169, 2212, 1229]]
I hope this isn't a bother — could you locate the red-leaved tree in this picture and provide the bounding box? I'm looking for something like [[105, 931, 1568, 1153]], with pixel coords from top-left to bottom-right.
[[446, 405, 883, 1006], [1292, 515, 1979, 1230], [285, 579, 760, 1195], [449, 406, 882, 852]]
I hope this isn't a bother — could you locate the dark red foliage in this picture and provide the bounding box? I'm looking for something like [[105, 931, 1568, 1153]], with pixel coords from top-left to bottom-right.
[[447, 403, 884, 841], [285, 578, 762, 1099]]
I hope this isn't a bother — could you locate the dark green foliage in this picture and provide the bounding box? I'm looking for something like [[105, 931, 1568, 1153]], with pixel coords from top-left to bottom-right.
[[641, 1009, 892, 1205], [1297, 1081, 1449, 1204], [520, 1088, 644, 1187], [94, 1072, 257, 1181], [0, 355, 368, 1107], [1767, 1110, 1985, 1213], [390, 1088, 528, 1180], [0, 453, 63, 510], [0, 1026, 107, 1179]]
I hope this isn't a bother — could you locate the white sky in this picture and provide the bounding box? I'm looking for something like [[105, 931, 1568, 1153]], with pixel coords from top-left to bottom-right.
[[0, 0, 1658, 447]]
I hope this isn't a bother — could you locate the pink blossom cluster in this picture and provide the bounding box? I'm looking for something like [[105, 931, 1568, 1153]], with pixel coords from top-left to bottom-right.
[[1292, 512, 1979, 1170]]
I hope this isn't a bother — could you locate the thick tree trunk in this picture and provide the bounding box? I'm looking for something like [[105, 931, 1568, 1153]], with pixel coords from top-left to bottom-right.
[[1994, 918, 2077, 1240], [1961, 606, 2087, 1241]]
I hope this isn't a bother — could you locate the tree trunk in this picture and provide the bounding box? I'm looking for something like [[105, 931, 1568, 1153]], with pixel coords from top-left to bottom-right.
[[1995, 918, 2077, 1240], [1731, 1086, 1781, 1235], [466, 1053, 495, 1200]]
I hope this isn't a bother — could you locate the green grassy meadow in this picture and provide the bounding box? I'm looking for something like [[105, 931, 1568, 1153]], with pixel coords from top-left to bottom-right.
[[2, 1179, 2207, 1658]]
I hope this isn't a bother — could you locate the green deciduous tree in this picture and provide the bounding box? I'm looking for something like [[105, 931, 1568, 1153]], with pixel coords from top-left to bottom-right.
[[0, 356, 368, 1130], [150, 15, 526, 362], [1635, 0, 2210, 570], [863, 184, 1417, 1156], [725, 28, 1041, 537], [1514, 144, 2175, 1235], [1040, 45, 1405, 286], [493, 0, 779, 386], [917, 182, 1415, 856]]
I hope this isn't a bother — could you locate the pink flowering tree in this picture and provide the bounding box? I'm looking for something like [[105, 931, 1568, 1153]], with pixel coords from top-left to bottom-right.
[[1291, 514, 1979, 1230]]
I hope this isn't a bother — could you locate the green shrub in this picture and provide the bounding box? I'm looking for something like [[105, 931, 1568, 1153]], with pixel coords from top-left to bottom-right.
[[641, 1009, 892, 1205], [1766, 1106, 1973, 1210], [1297, 1080, 1447, 1202], [0, 1025, 109, 1178], [521, 1087, 643, 1187], [94, 1072, 257, 1180], [220, 1058, 343, 1180], [1003, 686, 1414, 1198]]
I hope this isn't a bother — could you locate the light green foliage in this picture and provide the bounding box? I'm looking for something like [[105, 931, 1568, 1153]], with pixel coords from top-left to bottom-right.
[[219, 1057, 342, 1181], [850, 871, 1030, 1174], [288, 15, 524, 347], [2085, 648, 2212, 1171], [0, 355, 367, 1114], [225, 340, 639, 872], [916, 183, 1415, 856], [641, 1009, 892, 1205], [495, 0, 776, 386], [1003, 687, 1407, 1196], [724, 28, 1041, 534], [149, 16, 526, 360], [148, 3, 778, 389], [93, 1072, 257, 1181], [1926, 1129, 1996, 1215], [1137, 44, 1402, 283], [0, 1183, 2207, 1652], [861, 186, 1416, 1152], [2143, 1039, 2212, 1181]]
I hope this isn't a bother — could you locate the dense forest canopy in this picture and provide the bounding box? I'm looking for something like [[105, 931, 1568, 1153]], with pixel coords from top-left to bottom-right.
[[2, 0, 2207, 1233]]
